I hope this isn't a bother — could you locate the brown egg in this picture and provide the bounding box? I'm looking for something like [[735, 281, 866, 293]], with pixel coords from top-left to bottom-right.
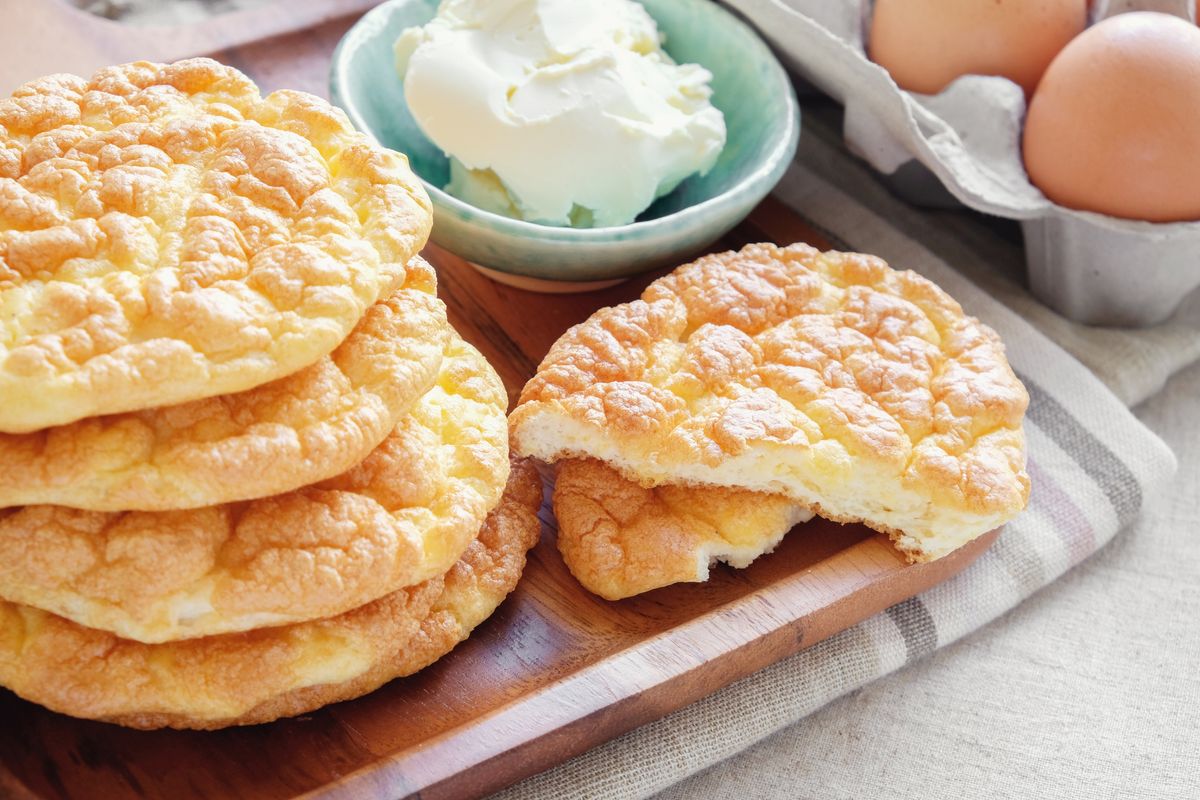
[[869, 0, 1087, 96], [1023, 12, 1200, 223]]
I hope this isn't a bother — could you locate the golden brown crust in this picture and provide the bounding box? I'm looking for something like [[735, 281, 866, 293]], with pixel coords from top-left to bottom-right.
[[0, 458, 542, 730], [0, 333, 510, 643], [553, 459, 811, 600], [0, 257, 447, 510], [512, 243, 1029, 553], [0, 59, 432, 432]]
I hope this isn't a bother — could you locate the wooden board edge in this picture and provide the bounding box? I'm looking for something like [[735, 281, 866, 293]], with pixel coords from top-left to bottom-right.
[[0, 765, 41, 800], [305, 529, 1001, 800]]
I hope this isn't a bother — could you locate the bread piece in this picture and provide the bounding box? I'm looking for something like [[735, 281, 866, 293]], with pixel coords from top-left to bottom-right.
[[554, 458, 811, 599], [0, 58, 432, 432], [512, 243, 1029, 559], [0, 257, 447, 510], [0, 458, 542, 729], [0, 332, 509, 642]]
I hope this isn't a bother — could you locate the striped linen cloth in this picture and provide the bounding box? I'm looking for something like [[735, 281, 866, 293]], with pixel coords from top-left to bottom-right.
[[494, 125, 1179, 800]]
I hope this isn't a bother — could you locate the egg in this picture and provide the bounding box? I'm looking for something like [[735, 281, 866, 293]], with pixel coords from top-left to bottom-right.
[[1023, 12, 1200, 223], [868, 0, 1087, 96]]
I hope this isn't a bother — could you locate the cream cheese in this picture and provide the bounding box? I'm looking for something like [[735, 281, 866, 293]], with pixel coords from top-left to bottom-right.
[[395, 0, 726, 227]]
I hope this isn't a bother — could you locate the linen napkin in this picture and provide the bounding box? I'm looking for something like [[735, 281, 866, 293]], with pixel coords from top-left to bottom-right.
[[492, 118, 1179, 800]]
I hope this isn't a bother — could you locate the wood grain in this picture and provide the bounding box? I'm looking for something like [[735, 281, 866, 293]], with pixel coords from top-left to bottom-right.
[[0, 15, 1002, 800]]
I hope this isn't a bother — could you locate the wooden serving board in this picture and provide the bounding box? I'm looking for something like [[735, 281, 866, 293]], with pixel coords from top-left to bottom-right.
[[0, 9, 1000, 800], [0, 201, 998, 800]]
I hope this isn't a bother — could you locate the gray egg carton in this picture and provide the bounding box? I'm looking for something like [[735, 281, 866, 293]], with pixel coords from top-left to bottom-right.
[[723, 0, 1200, 327]]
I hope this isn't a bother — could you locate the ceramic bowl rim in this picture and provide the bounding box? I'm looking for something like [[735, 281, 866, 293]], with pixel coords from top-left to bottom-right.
[[329, 0, 800, 245]]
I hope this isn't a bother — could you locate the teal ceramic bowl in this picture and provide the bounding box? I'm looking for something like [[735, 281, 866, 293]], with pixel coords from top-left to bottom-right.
[[331, 0, 799, 290]]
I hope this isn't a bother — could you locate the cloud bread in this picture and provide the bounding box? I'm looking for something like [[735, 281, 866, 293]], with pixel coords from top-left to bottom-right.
[[0, 58, 432, 432], [0, 331, 510, 643], [512, 243, 1030, 558], [0, 256, 448, 510], [554, 458, 812, 600], [0, 457, 542, 730]]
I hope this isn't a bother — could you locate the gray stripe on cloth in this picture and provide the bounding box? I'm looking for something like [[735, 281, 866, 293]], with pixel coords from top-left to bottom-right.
[[493, 621, 888, 800], [792, 213, 851, 252], [987, 522, 1046, 597], [885, 597, 937, 663], [1020, 375, 1143, 526], [1025, 457, 1097, 564]]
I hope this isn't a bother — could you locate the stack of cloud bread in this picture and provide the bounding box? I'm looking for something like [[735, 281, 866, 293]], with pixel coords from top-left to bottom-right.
[[0, 58, 541, 729], [511, 243, 1030, 600]]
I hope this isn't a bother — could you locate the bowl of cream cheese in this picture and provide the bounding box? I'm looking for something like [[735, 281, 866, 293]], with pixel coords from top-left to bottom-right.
[[331, 0, 799, 290]]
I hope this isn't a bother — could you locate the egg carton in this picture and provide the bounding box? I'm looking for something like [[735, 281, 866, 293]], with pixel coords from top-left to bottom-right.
[[722, 0, 1200, 327]]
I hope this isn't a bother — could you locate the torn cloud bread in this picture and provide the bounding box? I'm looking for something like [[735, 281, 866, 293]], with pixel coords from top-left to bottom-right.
[[512, 242, 1029, 598]]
